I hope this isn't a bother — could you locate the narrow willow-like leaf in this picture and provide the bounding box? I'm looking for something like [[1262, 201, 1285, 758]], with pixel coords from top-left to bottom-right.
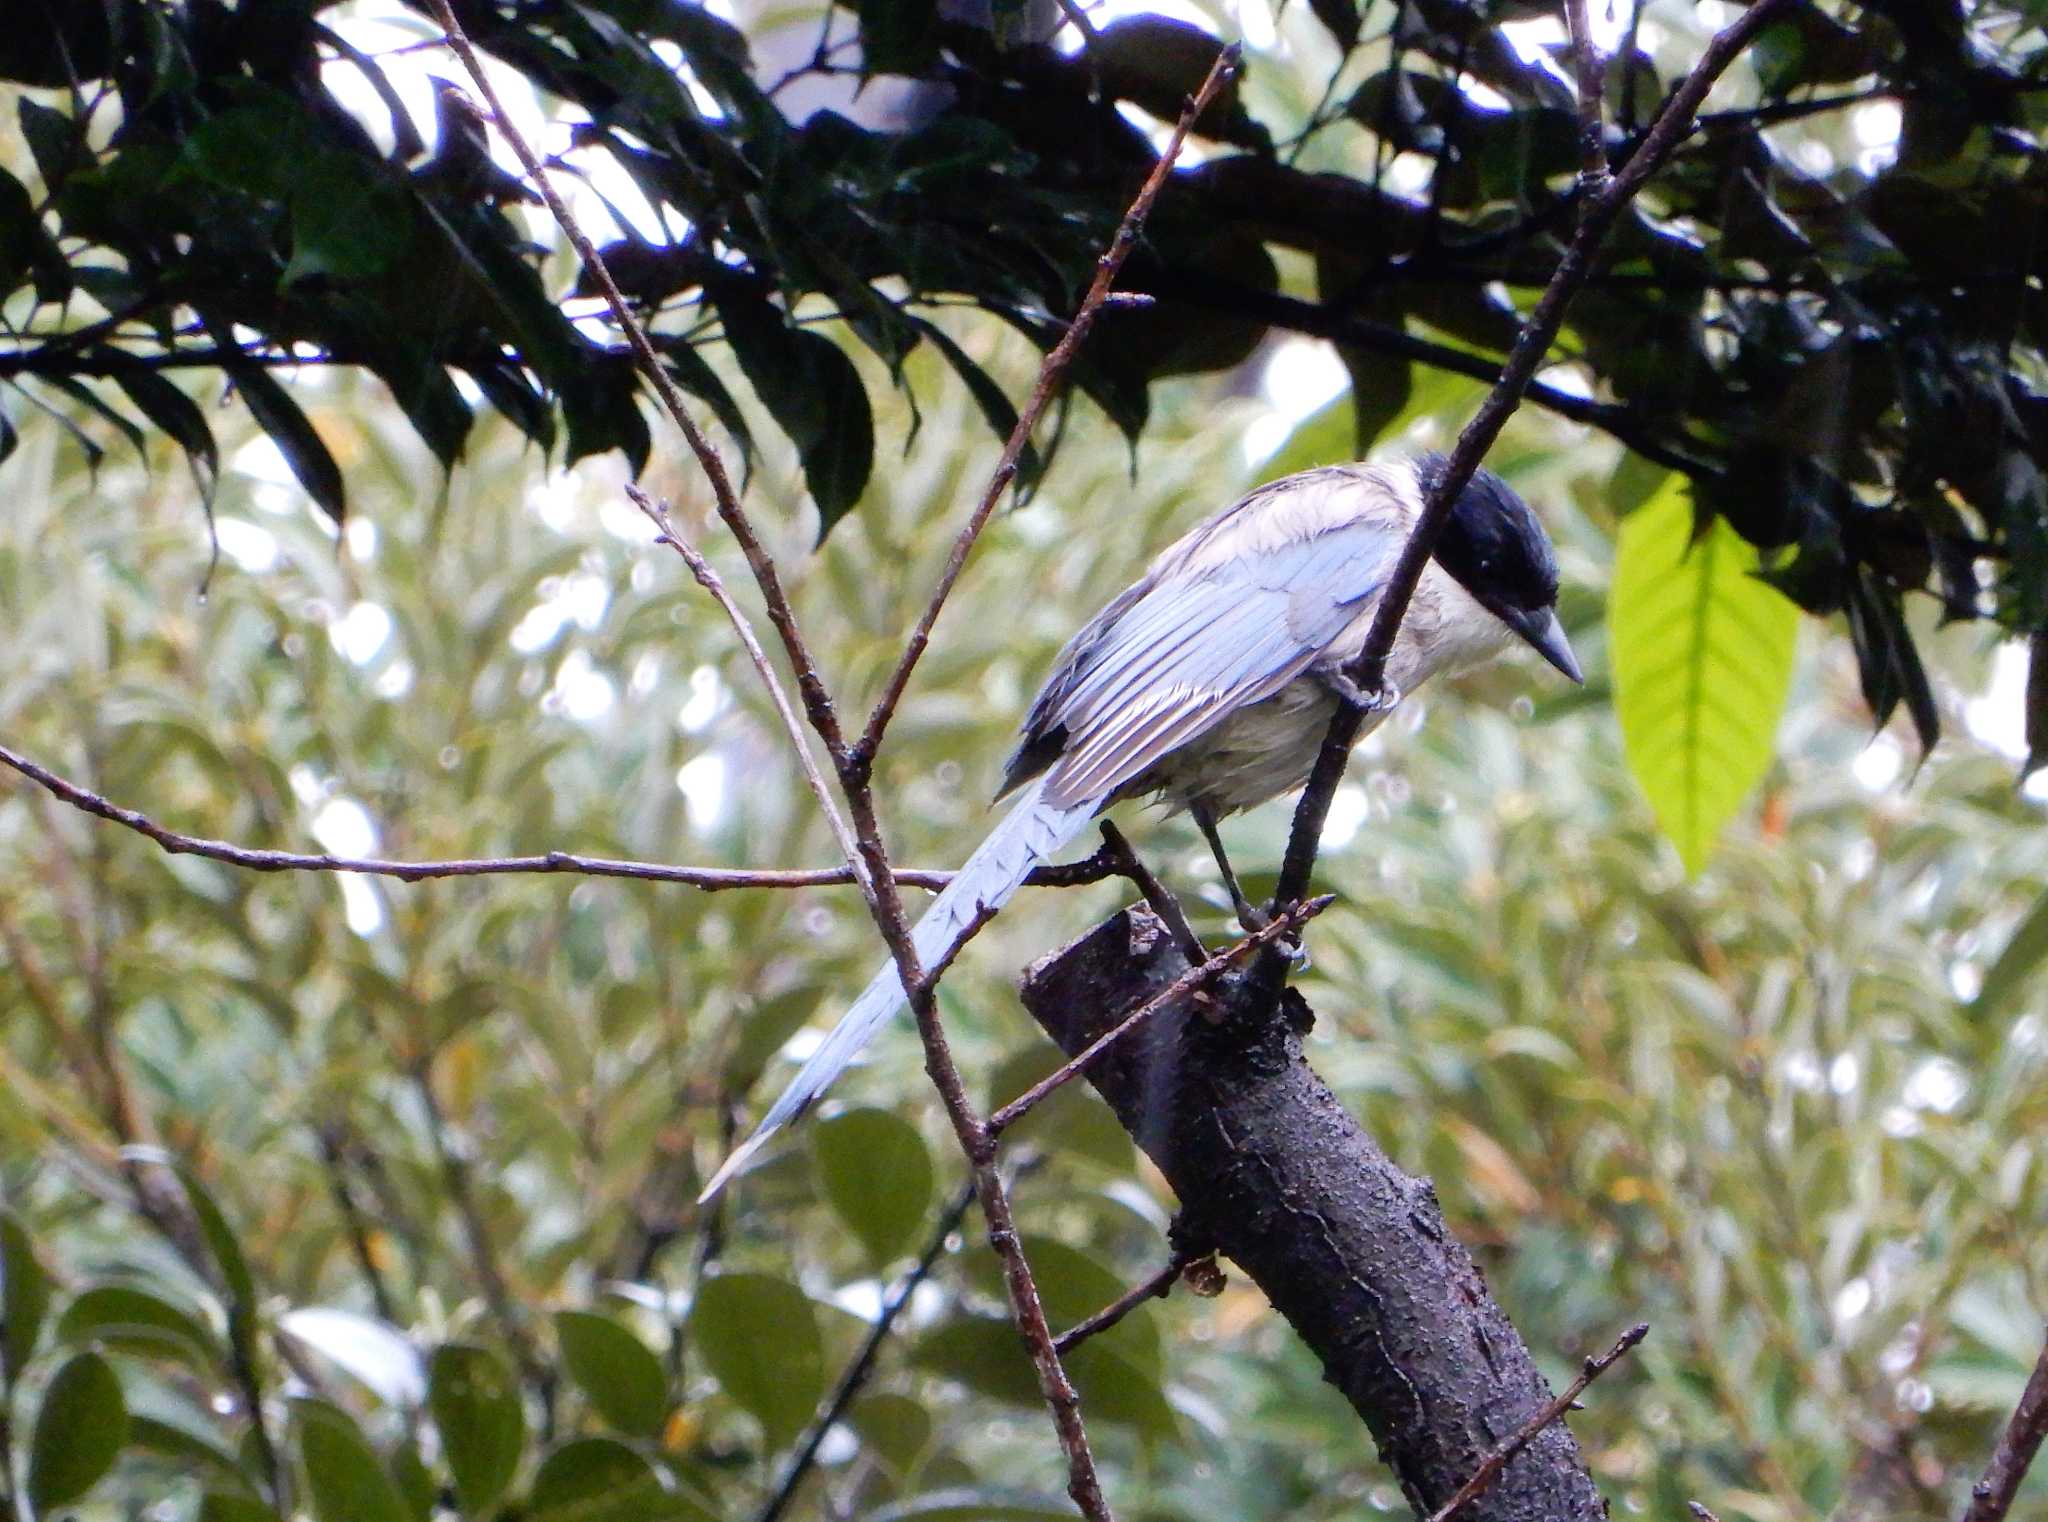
[[1609, 476, 1798, 875]]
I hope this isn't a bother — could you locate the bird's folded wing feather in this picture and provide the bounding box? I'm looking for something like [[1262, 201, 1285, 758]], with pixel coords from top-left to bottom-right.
[[1041, 518, 1400, 806]]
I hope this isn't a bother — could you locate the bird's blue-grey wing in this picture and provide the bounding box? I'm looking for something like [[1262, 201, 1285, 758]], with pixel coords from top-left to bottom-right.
[[1040, 517, 1400, 806]]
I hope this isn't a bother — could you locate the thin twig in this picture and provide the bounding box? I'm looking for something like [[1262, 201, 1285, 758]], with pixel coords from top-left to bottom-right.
[[1688, 1503, 1723, 1522], [315, 1124, 399, 1323], [411, 1060, 546, 1388], [816, 55, 1243, 1522], [0, 735, 1114, 893], [626, 486, 867, 890], [1264, 0, 1793, 924], [1961, 1326, 2048, 1522], [987, 896, 1331, 1137], [756, 1180, 977, 1522], [1053, 1252, 1204, 1356], [1563, 0, 1612, 195], [1427, 1322, 1649, 1522], [851, 43, 1247, 768]]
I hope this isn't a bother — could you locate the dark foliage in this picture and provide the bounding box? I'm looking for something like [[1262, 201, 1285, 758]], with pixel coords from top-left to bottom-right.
[[4, 0, 2047, 750]]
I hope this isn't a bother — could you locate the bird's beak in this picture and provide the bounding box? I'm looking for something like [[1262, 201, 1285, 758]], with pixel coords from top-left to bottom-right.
[[1506, 606, 1583, 684]]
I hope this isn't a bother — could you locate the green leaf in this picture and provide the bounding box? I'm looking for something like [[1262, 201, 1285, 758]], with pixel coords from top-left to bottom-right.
[[554, 1311, 667, 1438], [857, 0, 939, 76], [811, 1107, 934, 1265], [220, 360, 346, 524], [1, 1210, 51, 1378], [293, 1397, 411, 1522], [1609, 475, 1799, 875], [712, 290, 874, 539], [199, 1492, 287, 1522], [429, 1343, 525, 1515], [57, 1282, 221, 1370], [129, 1412, 252, 1490], [861, 1489, 1079, 1522], [28, 1351, 130, 1511], [171, 1162, 256, 1312], [1976, 890, 2048, 1019], [284, 160, 414, 285], [848, 1391, 931, 1476], [529, 1437, 647, 1510], [111, 367, 221, 505], [907, 315, 1040, 493], [19, 99, 84, 191], [689, 1273, 822, 1446], [527, 1437, 717, 1522]]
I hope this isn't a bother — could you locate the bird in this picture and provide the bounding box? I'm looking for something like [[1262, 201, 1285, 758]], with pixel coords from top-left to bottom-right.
[[699, 452, 1581, 1200]]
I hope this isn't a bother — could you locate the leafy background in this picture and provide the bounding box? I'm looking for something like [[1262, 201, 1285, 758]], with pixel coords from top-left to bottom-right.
[[3, 2, 2048, 1522]]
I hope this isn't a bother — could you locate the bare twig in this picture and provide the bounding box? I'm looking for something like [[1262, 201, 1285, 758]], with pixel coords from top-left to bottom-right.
[[315, 1124, 399, 1323], [0, 739, 1116, 894], [411, 1060, 545, 1387], [757, 1180, 978, 1522], [1688, 1504, 1723, 1522], [1265, 0, 1792, 923], [987, 896, 1331, 1137], [625, 486, 867, 890], [1562, 0, 1611, 194], [1053, 1251, 1207, 1356], [1961, 1327, 2048, 1522], [851, 43, 1247, 767], [1427, 1322, 1649, 1522]]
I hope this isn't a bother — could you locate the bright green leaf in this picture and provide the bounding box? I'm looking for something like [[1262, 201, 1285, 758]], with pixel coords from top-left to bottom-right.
[[1609, 475, 1798, 874]]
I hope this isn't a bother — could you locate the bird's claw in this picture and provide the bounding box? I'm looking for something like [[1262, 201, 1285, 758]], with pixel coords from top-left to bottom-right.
[[1325, 671, 1400, 715]]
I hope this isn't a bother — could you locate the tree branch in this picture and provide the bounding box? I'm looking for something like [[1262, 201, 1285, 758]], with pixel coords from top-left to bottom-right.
[[1961, 1327, 2048, 1522], [1019, 906, 1613, 1521], [0, 739, 1117, 893], [1427, 1322, 1648, 1522], [756, 1180, 978, 1522], [851, 45, 1245, 766]]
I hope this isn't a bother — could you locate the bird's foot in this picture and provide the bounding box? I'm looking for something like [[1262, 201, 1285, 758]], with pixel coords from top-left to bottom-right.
[[1324, 670, 1401, 715]]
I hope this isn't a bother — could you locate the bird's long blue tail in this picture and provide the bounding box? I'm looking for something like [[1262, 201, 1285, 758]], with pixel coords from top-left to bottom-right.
[[698, 777, 1095, 1200]]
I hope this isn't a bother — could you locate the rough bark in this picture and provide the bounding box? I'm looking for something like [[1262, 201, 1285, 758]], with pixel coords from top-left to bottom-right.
[[1018, 907, 1606, 1522]]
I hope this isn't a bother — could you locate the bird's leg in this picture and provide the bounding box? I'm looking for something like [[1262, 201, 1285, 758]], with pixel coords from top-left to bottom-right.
[[1191, 801, 1267, 933], [1321, 667, 1401, 715]]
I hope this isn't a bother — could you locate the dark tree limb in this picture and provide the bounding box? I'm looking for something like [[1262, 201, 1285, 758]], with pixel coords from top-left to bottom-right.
[[1962, 1327, 2048, 1522], [1019, 908, 1609, 1522]]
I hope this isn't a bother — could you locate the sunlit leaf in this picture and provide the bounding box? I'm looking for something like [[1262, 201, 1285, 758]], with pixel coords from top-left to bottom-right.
[[1609, 474, 1798, 874]]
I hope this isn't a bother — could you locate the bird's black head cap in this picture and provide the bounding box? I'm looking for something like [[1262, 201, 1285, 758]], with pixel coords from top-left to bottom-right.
[[1420, 455, 1561, 614]]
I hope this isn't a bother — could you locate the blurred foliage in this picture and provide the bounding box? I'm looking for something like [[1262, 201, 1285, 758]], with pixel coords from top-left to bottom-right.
[[5, 0, 2048, 754], [1, 261, 2047, 1519]]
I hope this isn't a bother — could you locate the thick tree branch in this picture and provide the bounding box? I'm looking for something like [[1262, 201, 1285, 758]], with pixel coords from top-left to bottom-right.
[[1019, 907, 1610, 1521]]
